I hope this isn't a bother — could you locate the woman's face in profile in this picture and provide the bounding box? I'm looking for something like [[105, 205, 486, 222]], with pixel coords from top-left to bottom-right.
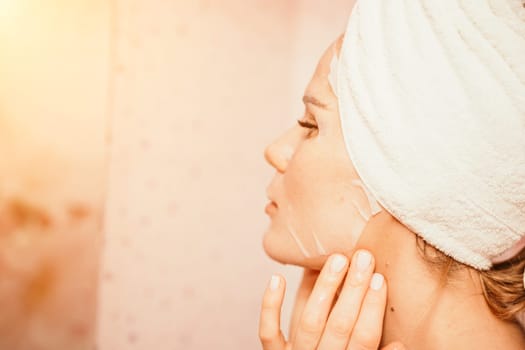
[[263, 38, 381, 269]]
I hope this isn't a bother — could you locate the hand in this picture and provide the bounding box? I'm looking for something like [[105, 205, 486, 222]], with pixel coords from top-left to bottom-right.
[[259, 251, 405, 350], [288, 269, 320, 342]]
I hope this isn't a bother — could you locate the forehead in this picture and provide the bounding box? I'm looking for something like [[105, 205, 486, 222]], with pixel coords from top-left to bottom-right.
[[315, 35, 344, 74], [305, 35, 344, 102]]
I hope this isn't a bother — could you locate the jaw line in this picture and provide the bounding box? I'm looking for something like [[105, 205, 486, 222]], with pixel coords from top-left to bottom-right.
[[286, 222, 311, 258]]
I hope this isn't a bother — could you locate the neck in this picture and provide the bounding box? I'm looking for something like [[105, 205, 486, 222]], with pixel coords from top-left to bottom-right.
[[358, 212, 525, 350]]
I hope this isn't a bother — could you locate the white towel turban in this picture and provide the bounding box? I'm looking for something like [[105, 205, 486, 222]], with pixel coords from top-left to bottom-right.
[[336, 0, 525, 270]]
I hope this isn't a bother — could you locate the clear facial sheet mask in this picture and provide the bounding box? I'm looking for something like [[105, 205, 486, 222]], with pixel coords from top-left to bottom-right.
[[283, 52, 383, 259]]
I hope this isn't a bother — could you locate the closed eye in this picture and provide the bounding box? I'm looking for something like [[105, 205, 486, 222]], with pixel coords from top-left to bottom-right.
[[297, 119, 318, 129]]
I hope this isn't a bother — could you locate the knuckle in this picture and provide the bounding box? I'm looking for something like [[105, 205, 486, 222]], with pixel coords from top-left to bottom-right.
[[258, 328, 277, 343], [347, 272, 370, 288], [321, 272, 341, 285], [299, 314, 323, 335], [350, 332, 380, 350], [258, 318, 278, 341], [261, 301, 277, 312], [328, 316, 353, 337], [261, 295, 279, 309], [259, 337, 273, 348]]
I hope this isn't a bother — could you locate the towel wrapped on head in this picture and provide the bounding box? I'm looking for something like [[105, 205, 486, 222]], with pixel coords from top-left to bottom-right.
[[336, 0, 525, 270]]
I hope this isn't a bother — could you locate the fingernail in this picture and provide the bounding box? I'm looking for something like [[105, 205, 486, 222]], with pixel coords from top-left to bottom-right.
[[370, 273, 384, 291], [330, 254, 347, 273], [356, 250, 372, 271], [270, 275, 280, 291]]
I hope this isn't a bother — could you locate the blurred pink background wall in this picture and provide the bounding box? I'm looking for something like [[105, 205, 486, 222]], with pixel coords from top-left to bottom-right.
[[0, 1, 109, 349], [0, 0, 350, 349], [97, 1, 350, 349]]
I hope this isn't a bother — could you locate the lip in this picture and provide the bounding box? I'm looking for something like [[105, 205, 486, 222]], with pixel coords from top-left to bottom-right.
[[265, 201, 278, 215], [266, 185, 278, 214]]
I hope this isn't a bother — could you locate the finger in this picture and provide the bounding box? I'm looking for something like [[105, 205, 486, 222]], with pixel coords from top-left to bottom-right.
[[317, 250, 375, 350], [259, 274, 287, 350], [346, 273, 388, 350], [289, 269, 320, 342], [292, 254, 349, 350], [381, 342, 406, 350]]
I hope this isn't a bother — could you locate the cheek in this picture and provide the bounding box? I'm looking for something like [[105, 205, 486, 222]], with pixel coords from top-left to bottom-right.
[[312, 198, 369, 254], [282, 141, 333, 219], [283, 137, 357, 209], [281, 139, 378, 256]]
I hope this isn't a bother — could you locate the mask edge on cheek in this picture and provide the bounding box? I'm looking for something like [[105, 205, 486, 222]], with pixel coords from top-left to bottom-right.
[[312, 230, 327, 255]]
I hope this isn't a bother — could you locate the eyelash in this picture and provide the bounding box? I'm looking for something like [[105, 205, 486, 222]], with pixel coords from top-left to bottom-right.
[[297, 119, 318, 130]]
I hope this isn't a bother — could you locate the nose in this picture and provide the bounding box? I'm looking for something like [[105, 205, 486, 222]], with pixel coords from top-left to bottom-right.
[[264, 129, 296, 173]]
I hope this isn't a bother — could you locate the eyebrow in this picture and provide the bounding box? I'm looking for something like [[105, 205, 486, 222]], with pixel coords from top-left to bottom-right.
[[302, 95, 327, 109]]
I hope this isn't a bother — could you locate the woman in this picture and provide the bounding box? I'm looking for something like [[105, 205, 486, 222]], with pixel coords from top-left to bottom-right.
[[259, 1, 525, 349]]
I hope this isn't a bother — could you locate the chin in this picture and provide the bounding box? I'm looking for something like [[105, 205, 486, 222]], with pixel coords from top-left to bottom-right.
[[262, 229, 325, 269], [262, 229, 300, 266], [262, 231, 286, 264]]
